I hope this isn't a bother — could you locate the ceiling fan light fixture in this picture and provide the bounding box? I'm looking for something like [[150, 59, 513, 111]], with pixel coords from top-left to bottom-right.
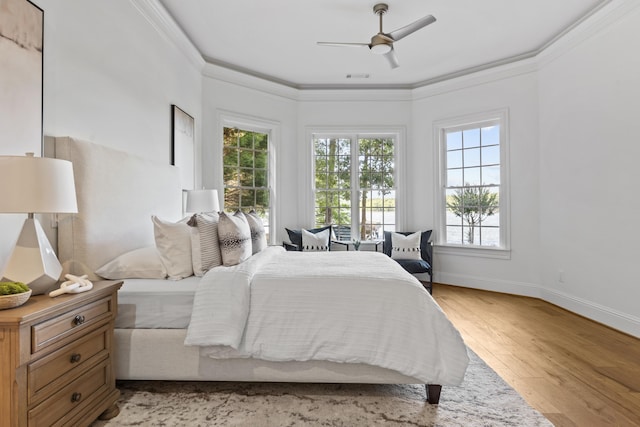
[[370, 43, 392, 55]]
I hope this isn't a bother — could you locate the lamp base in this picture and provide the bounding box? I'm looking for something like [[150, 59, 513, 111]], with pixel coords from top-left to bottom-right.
[[1, 218, 62, 295]]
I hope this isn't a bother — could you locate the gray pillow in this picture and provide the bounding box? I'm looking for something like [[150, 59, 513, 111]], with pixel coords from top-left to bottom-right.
[[218, 211, 252, 266], [245, 210, 268, 254]]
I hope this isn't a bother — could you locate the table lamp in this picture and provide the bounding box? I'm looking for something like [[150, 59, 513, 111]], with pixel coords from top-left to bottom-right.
[[0, 153, 78, 294], [186, 189, 220, 213]]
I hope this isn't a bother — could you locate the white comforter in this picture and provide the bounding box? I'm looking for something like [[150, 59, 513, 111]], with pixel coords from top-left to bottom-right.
[[185, 246, 469, 385]]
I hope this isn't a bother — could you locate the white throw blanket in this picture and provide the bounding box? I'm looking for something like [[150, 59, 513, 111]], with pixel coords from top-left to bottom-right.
[[185, 246, 469, 385]]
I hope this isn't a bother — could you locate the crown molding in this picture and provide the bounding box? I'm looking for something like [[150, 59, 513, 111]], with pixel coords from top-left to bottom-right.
[[202, 63, 299, 101], [412, 0, 640, 99], [205, 50, 537, 102], [537, 0, 639, 68], [412, 57, 538, 100], [129, 0, 205, 71], [202, 62, 414, 102], [297, 89, 413, 102]]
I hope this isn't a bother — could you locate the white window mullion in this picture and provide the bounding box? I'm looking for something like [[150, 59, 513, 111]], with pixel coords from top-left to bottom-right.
[[350, 135, 359, 241]]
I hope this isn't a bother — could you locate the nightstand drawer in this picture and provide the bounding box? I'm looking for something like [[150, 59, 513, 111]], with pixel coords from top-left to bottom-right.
[[31, 296, 113, 354], [28, 360, 110, 427], [28, 325, 109, 405]]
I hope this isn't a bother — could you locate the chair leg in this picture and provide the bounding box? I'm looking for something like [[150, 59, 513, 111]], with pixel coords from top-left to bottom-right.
[[419, 279, 432, 294]]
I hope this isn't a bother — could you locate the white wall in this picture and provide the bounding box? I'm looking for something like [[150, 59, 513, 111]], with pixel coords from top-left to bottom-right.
[[538, 6, 640, 335], [40, 0, 203, 163], [413, 68, 542, 296], [0, 0, 202, 269], [201, 67, 298, 245]]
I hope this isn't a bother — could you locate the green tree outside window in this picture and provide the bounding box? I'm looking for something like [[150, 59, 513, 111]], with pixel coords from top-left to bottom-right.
[[223, 127, 270, 236]]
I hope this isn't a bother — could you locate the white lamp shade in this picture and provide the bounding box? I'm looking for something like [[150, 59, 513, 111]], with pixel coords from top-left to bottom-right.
[[0, 155, 78, 213], [186, 189, 220, 213], [0, 154, 78, 293]]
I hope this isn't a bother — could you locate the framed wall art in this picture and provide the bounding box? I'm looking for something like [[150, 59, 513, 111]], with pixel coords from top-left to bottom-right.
[[171, 104, 195, 190], [0, 0, 44, 155]]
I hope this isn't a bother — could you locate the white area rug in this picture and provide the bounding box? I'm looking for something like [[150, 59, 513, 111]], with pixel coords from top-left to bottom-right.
[[92, 350, 552, 426]]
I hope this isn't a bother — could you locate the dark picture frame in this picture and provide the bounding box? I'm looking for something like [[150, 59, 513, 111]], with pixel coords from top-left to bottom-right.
[[0, 0, 44, 154], [171, 104, 195, 190]]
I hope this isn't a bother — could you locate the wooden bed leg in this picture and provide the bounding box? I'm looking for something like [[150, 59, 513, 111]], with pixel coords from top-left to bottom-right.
[[425, 384, 442, 404]]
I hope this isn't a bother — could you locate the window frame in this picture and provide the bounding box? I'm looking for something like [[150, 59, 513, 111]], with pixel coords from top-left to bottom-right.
[[220, 112, 278, 245], [434, 109, 510, 259], [307, 126, 407, 241]]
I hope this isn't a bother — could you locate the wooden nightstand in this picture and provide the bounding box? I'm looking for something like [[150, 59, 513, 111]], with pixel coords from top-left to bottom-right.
[[0, 280, 122, 427]]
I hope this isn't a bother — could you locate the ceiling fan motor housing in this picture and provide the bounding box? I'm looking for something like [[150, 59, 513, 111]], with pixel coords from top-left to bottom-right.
[[370, 34, 392, 54]]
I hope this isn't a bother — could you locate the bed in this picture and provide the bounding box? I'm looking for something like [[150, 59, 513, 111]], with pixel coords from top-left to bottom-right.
[[45, 136, 469, 404]]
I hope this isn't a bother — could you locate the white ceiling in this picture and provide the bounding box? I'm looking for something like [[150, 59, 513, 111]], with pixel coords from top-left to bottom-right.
[[158, 0, 609, 89]]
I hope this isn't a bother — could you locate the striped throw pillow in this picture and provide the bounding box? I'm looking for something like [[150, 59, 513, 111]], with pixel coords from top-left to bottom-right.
[[189, 212, 222, 276]]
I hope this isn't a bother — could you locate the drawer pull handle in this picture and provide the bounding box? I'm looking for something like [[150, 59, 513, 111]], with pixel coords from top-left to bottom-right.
[[71, 392, 82, 403], [73, 315, 85, 326], [70, 353, 82, 363]]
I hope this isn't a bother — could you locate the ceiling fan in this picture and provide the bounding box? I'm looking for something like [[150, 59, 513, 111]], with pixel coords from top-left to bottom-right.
[[317, 3, 436, 69]]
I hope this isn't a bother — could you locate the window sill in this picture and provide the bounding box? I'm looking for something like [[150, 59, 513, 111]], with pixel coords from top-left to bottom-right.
[[434, 244, 511, 260]]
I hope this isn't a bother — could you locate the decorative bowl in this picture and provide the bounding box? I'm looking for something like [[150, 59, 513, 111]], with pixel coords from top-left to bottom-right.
[[0, 289, 32, 310]]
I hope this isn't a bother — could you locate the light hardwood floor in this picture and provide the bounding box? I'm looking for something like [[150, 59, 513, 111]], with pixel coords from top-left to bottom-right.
[[431, 283, 640, 427]]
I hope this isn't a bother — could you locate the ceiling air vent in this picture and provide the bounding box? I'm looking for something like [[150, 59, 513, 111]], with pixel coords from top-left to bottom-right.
[[346, 74, 370, 79]]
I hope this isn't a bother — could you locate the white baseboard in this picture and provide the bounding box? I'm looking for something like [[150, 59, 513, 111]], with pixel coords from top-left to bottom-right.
[[436, 272, 543, 298], [436, 272, 640, 338], [540, 287, 640, 338]]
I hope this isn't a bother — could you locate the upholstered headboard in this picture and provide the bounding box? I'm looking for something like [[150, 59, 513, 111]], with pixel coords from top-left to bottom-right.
[[45, 137, 183, 279]]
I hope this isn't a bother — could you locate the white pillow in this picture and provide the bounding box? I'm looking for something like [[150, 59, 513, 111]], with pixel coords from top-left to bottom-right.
[[245, 210, 268, 254], [189, 212, 222, 277], [302, 228, 330, 252], [152, 215, 193, 280], [391, 231, 422, 260], [95, 247, 167, 279], [218, 211, 252, 266]]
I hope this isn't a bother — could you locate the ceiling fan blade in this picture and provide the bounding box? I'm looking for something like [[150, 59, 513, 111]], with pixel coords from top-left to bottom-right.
[[384, 48, 399, 69], [317, 42, 369, 48], [388, 14, 436, 41]]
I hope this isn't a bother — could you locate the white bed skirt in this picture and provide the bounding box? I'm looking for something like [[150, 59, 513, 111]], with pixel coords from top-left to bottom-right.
[[114, 329, 425, 384]]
